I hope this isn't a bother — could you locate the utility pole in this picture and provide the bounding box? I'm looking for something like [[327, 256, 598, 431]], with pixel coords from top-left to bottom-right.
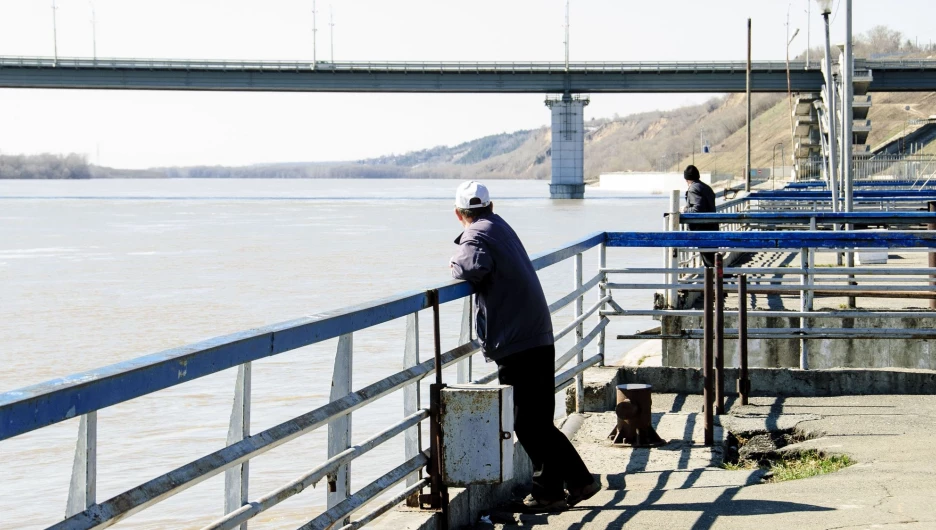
[[745, 18, 752, 192], [820, 2, 838, 214], [329, 5, 335, 63], [312, 0, 318, 67], [786, 17, 800, 180], [805, 0, 810, 66], [89, 0, 97, 60], [843, 0, 855, 308], [843, 0, 853, 214], [52, 0, 59, 66], [563, 0, 570, 71]]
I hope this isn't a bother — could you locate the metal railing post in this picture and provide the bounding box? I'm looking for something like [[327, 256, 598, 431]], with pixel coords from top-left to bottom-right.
[[929, 202, 936, 310], [737, 275, 750, 405], [574, 252, 585, 413], [663, 214, 671, 308], [714, 254, 725, 415], [456, 295, 472, 383], [403, 313, 421, 491], [669, 190, 681, 308], [800, 247, 810, 370], [327, 333, 353, 525], [224, 363, 251, 529], [66, 411, 97, 517], [426, 289, 449, 529], [598, 242, 607, 366], [703, 267, 714, 446]]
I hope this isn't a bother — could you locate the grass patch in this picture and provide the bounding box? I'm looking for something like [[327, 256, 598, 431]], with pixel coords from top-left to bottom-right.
[[766, 450, 853, 482], [721, 460, 759, 471]]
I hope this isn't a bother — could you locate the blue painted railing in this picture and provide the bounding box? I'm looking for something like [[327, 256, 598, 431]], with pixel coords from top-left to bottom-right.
[[6, 229, 936, 529], [680, 212, 936, 225], [0, 231, 609, 530]]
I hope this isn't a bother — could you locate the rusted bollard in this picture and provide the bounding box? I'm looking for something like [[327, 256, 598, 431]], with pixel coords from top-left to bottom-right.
[[737, 274, 750, 405], [714, 253, 725, 415], [703, 267, 714, 446], [607, 384, 664, 447]]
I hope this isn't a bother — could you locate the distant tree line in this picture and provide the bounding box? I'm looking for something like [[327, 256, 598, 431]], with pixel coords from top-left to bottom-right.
[[0, 153, 91, 179]]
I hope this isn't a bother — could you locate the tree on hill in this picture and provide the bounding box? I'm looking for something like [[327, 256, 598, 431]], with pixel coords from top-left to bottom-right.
[[0, 153, 90, 179]]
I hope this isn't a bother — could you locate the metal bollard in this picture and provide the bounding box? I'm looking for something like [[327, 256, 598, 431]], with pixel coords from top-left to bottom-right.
[[714, 253, 725, 415], [703, 267, 714, 446], [737, 275, 750, 406]]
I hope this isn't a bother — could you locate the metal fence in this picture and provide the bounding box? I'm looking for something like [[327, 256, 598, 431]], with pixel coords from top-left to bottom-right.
[[0, 233, 609, 530], [6, 225, 936, 528], [795, 156, 936, 187], [608, 222, 936, 371]]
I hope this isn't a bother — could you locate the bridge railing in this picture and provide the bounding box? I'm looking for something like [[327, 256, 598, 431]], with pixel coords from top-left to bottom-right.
[[0, 55, 824, 73], [0, 232, 609, 530]]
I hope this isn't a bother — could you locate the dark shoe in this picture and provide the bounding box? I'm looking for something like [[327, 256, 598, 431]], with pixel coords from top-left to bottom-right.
[[519, 494, 568, 512], [566, 480, 601, 507]]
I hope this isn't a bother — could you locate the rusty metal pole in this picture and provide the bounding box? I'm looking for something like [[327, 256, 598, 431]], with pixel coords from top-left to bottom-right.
[[426, 290, 449, 529], [745, 18, 752, 192], [714, 254, 725, 415], [737, 274, 750, 406], [703, 267, 714, 446], [929, 202, 936, 310]]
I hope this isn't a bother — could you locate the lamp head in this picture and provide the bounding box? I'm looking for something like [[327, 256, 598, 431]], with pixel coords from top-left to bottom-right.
[[816, 0, 832, 15]]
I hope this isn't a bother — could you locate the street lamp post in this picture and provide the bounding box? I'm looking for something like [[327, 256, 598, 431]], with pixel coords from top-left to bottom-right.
[[312, 0, 318, 68], [818, 0, 838, 213], [785, 8, 800, 175], [772, 142, 785, 190], [903, 105, 911, 154], [89, 1, 97, 60], [51, 0, 59, 66]]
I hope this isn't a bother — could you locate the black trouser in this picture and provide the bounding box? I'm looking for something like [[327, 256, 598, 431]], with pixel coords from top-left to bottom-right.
[[690, 225, 719, 269], [497, 344, 593, 501]]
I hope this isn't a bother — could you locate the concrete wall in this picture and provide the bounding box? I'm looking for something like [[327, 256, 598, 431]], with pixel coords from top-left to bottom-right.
[[599, 172, 712, 194], [662, 314, 936, 370], [548, 98, 587, 199], [616, 366, 936, 397]]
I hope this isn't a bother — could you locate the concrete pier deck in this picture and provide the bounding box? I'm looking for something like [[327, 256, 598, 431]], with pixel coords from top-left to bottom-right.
[[474, 393, 936, 529]]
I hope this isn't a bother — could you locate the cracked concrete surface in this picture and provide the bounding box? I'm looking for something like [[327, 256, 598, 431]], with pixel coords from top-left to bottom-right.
[[474, 393, 936, 529]]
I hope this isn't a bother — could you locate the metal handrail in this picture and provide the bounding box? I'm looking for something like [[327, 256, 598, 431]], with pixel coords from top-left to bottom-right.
[[1, 231, 610, 529]]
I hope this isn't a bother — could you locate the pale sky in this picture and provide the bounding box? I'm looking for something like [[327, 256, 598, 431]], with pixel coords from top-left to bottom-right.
[[0, 0, 933, 169]]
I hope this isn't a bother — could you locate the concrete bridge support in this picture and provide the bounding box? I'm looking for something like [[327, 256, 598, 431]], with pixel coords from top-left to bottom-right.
[[546, 94, 589, 199]]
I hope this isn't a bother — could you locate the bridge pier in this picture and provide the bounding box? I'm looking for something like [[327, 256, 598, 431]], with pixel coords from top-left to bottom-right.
[[546, 94, 589, 199]]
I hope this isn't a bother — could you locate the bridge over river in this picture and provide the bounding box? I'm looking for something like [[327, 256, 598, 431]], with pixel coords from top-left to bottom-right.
[[4, 55, 936, 199]]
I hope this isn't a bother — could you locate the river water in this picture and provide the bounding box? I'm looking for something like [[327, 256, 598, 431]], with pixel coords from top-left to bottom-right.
[[0, 179, 667, 529]]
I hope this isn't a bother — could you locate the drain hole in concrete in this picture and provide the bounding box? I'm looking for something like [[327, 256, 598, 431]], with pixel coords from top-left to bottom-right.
[[722, 430, 853, 482]]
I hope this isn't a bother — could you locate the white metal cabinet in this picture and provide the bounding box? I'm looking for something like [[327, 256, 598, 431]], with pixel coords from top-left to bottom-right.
[[439, 384, 514, 486]]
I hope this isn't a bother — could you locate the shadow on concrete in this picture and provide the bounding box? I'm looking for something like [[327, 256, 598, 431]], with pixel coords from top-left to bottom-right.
[[669, 393, 688, 413], [572, 484, 834, 530]]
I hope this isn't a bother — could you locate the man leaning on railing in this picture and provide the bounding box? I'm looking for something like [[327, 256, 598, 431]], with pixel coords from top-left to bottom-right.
[[683, 164, 719, 267], [449, 180, 600, 512]]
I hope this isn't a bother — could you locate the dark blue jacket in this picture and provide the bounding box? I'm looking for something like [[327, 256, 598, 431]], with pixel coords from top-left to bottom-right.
[[450, 213, 553, 362], [684, 180, 719, 232]]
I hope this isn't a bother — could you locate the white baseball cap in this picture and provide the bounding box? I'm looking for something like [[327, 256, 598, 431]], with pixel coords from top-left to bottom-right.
[[454, 181, 491, 209]]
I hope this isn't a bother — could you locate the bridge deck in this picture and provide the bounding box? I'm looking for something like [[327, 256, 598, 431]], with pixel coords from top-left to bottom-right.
[[3, 57, 935, 92]]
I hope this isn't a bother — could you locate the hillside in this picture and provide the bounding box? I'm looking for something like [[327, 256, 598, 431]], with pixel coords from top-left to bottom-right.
[[3, 25, 934, 181]]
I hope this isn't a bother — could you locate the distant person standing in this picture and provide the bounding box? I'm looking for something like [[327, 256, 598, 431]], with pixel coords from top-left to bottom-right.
[[683, 165, 718, 268], [449, 181, 599, 512]]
